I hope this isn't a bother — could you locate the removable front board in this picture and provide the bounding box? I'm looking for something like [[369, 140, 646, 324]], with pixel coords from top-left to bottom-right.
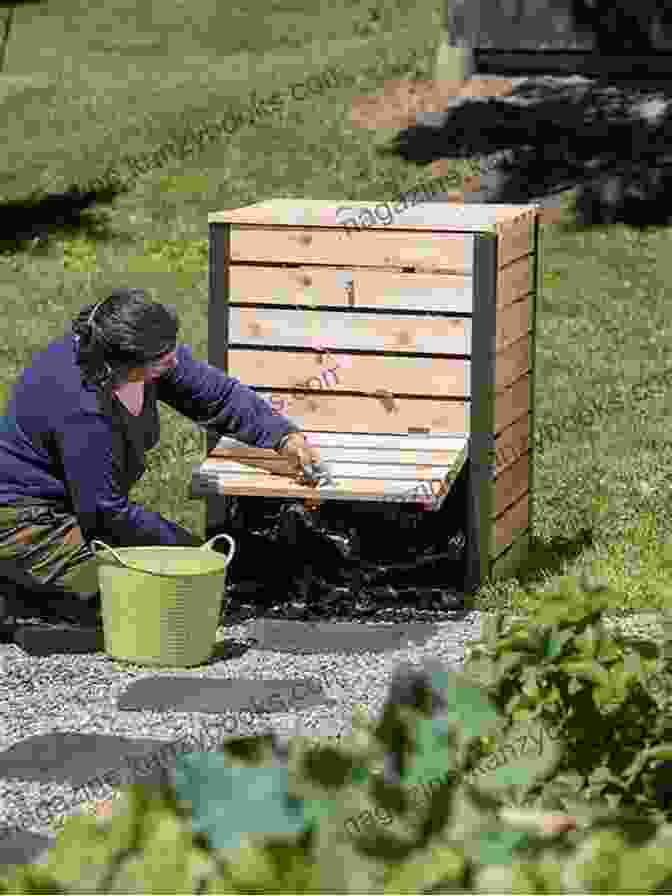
[[191, 433, 469, 506]]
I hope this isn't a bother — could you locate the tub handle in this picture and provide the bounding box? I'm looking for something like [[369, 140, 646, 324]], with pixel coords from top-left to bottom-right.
[[90, 540, 148, 574], [201, 533, 236, 563], [90, 534, 236, 572]]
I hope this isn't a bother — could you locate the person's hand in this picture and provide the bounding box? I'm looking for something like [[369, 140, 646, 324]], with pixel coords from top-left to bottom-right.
[[277, 432, 322, 484]]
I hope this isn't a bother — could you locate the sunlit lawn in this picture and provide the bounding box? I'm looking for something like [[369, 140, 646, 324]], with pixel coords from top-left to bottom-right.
[[1, 0, 672, 620]]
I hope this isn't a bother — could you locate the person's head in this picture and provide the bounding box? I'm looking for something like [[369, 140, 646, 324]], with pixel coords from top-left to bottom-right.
[[71, 288, 179, 390]]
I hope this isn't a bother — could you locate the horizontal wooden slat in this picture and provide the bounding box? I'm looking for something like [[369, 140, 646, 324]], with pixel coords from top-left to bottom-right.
[[493, 414, 529, 476], [254, 393, 470, 434], [210, 433, 468, 452], [491, 491, 530, 557], [210, 199, 532, 229], [494, 373, 531, 435], [191, 472, 457, 503], [229, 309, 471, 354], [228, 266, 474, 312], [204, 454, 293, 477], [230, 266, 351, 307], [497, 255, 534, 309], [210, 445, 465, 467], [492, 452, 530, 517], [208, 449, 462, 471], [496, 210, 536, 268], [495, 334, 530, 393], [228, 350, 470, 398], [201, 459, 458, 482], [496, 295, 531, 351], [197, 433, 468, 507], [229, 227, 474, 271]]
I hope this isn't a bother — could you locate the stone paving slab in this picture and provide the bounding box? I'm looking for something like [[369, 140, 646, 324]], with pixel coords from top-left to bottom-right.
[[0, 732, 182, 787], [117, 676, 335, 713], [13, 624, 104, 656], [246, 619, 438, 654], [0, 829, 55, 869]]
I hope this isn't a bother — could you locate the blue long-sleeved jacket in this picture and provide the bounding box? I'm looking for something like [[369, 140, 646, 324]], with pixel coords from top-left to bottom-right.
[[0, 333, 300, 546]]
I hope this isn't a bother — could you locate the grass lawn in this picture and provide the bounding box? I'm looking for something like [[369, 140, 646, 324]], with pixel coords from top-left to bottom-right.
[[1, 0, 672, 623]]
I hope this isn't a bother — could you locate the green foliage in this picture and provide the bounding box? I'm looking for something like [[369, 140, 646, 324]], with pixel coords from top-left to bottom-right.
[[462, 570, 672, 818], [5, 599, 672, 893]]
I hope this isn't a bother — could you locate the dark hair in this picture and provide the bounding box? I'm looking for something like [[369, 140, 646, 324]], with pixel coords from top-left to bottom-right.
[[70, 288, 179, 390]]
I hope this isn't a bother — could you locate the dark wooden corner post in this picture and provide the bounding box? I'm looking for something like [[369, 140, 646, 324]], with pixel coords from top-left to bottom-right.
[[463, 231, 498, 594], [205, 221, 231, 540]]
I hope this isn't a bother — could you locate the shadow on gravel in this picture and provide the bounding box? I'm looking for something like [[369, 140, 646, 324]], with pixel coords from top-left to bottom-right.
[[378, 77, 672, 230], [0, 183, 134, 254]]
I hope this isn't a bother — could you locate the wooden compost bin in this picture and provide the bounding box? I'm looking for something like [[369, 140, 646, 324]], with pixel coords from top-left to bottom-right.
[[191, 198, 542, 595]]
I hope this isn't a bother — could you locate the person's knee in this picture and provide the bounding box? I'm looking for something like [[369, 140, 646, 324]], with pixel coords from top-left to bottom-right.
[[55, 558, 101, 599]]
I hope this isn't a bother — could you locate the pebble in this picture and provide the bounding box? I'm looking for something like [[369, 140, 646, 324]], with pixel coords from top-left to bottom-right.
[[0, 609, 667, 843]]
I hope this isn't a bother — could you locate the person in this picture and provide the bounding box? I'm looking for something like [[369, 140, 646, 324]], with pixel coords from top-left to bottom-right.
[[0, 287, 321, 626]]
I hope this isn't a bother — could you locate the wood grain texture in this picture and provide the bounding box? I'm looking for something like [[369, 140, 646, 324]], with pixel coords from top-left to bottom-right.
[[494, 372, 531, 435], [491, 491, 530, 557], [200, 457, 463, 482], [229, 308, 472, 354], [229, 227, 474, 271], [227, 350, 470, 398], [198, 432, 468, 503], [496, 210, 536, 268], [208, 433, 468, 452], [228, 266, 474, 313], [209, 444, 465, 467], [191, 472, 459, 503], [496, 294, 531, 351], [495, 334, 530, 393], [497, 254, 534, 309], [254, 392, 470, 434], [279, 432, 467, 450], [209, 199, 534, 228], [492, 452, 530, 517], [493, 414, 530, 477]]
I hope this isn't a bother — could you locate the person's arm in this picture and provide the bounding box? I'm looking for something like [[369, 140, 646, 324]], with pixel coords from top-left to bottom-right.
[[55, 413, 201, 547], [155, 343, 302, 450]]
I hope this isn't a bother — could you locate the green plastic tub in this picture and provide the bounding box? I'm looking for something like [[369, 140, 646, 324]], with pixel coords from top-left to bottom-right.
[[90, 534, 236, 667]]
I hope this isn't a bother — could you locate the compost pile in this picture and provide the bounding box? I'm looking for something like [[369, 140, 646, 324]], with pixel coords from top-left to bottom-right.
[[220, 465, 468, 625]]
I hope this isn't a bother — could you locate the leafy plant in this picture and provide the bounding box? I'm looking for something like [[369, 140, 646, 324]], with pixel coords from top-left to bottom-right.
[[462, 569, 672, 819]]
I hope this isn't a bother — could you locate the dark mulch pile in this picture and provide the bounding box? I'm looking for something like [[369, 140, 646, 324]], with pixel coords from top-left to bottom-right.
[[219, 476, 469, 627]]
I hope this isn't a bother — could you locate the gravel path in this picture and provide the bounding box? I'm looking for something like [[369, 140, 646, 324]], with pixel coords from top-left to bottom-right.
[[0, 608, 668, 845], [0, 610, 485, 840]]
